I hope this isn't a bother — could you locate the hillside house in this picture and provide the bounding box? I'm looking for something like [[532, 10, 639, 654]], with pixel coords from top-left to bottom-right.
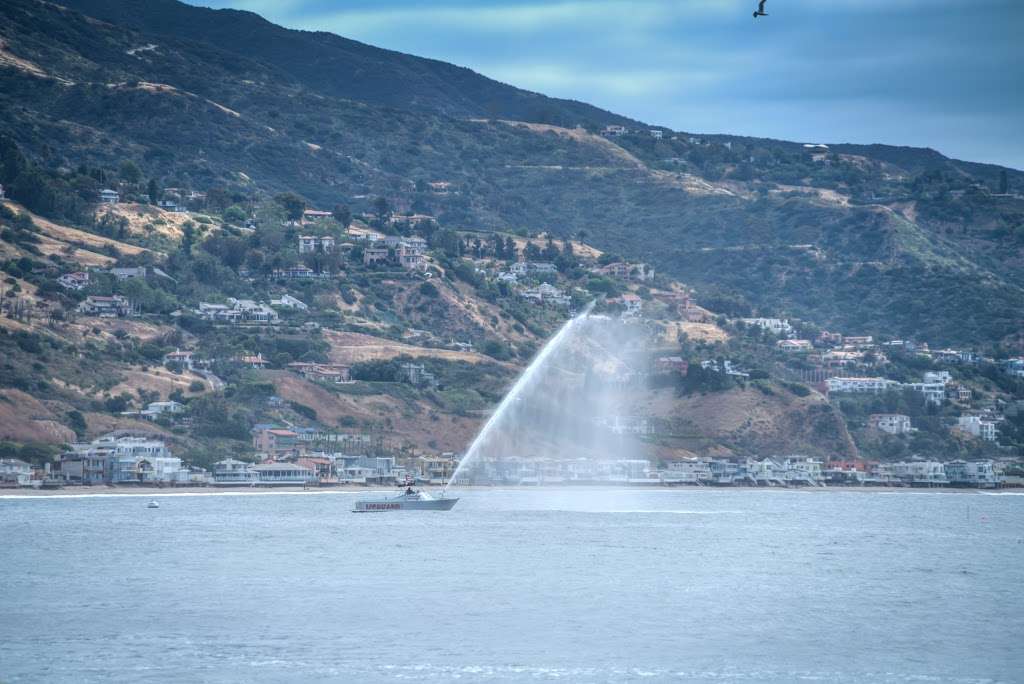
[[904, 380, 947, 405], [825, 377, 897, 394], [398, 243, 427, 270], [162, 349, 195, 370], [843, 336, 875, 349], [1003, 358, 1024, 378], [157, 199, 182, 212], [740, 318, 792, 334], [603, 125, 627, 137], [238, 353, 268, 369], [252, 427, 303, 457], [98, 188, 120, 204], [956, 416, 998, 441], [948, 384, 972, 402], [428, 181, 453, 194], [197, 299, 278, 324], [270, 294, 308, 310], [401, 363, 437, 388], [619, 293, 642, 317], [272, 266, 329, 280], [57, 271, 90, 291], [868, 414, 913, 435], [78, 295, 132, 318], [777, 339, 813, 353], [655, 356, 689, 375], [302, 209, 333, 223], [597, 262, 654, 282], [288, 362, 352, 384], [649, 129, 663, 139], [124, 401, 185, 421], [363, 246, 390, 266], [298, 235, 335, 254]]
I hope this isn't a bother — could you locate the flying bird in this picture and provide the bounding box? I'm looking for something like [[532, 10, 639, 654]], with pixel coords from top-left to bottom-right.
[[753, 0, 768, 17]]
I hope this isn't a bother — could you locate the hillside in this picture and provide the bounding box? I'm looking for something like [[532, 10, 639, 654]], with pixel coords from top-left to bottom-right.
[[2, 0, 1023, 346]]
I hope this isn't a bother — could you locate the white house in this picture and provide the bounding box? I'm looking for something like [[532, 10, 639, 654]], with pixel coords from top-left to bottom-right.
[[298, 235, 335, 254], [163, 349, 195, 370], [777, 339, 812, 353], [740, 318, 792, 334], [0, 458, 33, 487], [212, 458, 259, 486], [869, 414, 913, 435], [57, 271, 90, 291], [825, 377, 897, 394], [957, 416, 998, 441], [78, 295, 132, 318], [98, 189, 120, 204], [270, 294, 308, 311], [252, 462, 316, 485]]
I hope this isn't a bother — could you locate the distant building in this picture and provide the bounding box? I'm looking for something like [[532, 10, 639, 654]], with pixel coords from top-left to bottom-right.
[[251, 462, 316, 485], [825, 377, 897, 394], [649, 129, 663, 139], [62, 434, 186, 485], [619, 293, 642, 317], [197, 298, 279, 324], [944, 460, 1000, 487], [270, 294, 308, 310], [957, 416, 998, 441], [401, 362, 437, 388], [57, 271, 90, 291], [868, 414, 912, 435], [903, 381, 946, 405], [363, 246, 390, 266], [77, 295, 132, 318], [98, 189, 120, 204], [252, 427, 303, 457], [655, 356, 688, 375], [0, 458, 33, 487], [162, 349, 195, 370], [302, 209, 333, 223], [602, 125, 627, 137], [740, 318, 792, 334], [212, 458, 259, 486], [238, 353, 268, 369], [777, 339, 813, 353], [298, 235, 335, 254], [288, 362, 352, 384], [271, 266, 329, 280]]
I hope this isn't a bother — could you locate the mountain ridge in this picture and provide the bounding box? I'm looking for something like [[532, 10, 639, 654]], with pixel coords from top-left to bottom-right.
[[1, 0, 1023, 346]]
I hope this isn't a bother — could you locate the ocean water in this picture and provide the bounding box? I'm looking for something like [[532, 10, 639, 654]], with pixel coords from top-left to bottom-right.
[[1, 488, 1022, 683]]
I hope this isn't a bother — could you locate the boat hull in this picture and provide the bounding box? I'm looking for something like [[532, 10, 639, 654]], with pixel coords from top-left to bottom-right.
[[353, 497, 458, 512]]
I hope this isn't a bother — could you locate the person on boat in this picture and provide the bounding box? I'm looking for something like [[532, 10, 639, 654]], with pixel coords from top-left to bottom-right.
[[405, 486, 415, 495]]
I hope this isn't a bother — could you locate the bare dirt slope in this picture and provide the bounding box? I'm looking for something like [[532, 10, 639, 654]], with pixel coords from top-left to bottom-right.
[[0, 389, 76, 444]]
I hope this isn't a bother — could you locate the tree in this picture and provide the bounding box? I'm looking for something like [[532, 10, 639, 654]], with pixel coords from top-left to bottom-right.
[[275, 192, 305, 220], [119, 160, 142, 185], [147, 178, 161, 204], [373, 196, 391, 224], [332, 204, 352, 229], [223, 205, 248, 225]]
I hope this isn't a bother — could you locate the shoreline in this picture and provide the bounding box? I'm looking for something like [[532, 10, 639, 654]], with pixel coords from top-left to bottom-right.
[[1, 484, 1018, 498]]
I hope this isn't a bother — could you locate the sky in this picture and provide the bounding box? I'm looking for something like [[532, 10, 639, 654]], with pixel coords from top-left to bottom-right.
[[191, 0, 1024, 169]]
